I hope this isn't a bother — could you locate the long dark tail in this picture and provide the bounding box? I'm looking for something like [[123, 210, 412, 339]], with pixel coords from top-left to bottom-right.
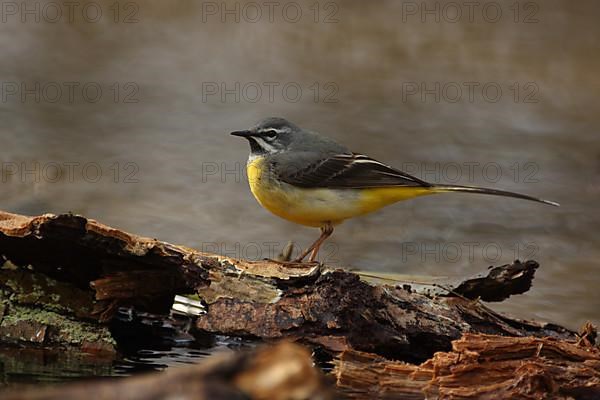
[[431, 184, 560, 206]]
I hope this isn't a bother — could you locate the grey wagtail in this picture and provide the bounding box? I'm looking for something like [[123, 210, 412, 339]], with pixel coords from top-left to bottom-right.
[[231, 117, 559, 263]]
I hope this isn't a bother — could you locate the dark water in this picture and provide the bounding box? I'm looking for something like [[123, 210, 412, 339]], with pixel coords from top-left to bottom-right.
[[0, 336, 249, 387], [1, 0, 599, 384]]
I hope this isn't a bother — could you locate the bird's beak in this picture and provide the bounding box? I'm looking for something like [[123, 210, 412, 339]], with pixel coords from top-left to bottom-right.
[[230, 130, 254, 137]]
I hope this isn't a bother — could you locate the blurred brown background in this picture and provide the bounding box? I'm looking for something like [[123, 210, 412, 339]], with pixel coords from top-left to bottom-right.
[[1, 0, 599, 329]]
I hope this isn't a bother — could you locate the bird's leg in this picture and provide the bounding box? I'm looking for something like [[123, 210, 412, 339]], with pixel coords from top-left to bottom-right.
[[308, 224, 334, 262], [294, 223, 334, 263], [292, 237, 320, 263]]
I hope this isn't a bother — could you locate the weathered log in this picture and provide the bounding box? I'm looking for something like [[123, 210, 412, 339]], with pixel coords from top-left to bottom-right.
[[0, 211, 578, 362], [0, 211, 317, 316], [0, 211, 317, 352], [0, 211, 214, 321], [1, 210, 598, 397], [334, 333, 600, 399], [196, 268, 575, 363], [2, 341, 331, 400]]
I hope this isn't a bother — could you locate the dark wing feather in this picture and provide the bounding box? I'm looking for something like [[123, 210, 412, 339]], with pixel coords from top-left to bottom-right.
[[278, 153, 431, 188]]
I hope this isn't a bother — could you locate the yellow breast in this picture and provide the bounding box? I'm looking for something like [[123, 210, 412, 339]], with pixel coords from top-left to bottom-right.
[[246, 156, 434, 227]]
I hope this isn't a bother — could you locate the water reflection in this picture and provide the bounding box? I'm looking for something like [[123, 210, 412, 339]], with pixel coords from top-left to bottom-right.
[[0, 336, 254, 388]]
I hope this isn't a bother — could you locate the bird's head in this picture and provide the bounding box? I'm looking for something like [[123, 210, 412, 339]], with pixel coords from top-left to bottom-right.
[[231, 117, 299, 156]]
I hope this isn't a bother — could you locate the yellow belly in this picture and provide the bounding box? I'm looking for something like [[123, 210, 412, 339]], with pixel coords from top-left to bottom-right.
[[247, 157, 434, 227]]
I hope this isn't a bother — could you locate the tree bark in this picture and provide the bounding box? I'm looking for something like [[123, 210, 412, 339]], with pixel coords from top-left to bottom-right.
[[334, 333, 600, 399], [195, 265, 576, 363]]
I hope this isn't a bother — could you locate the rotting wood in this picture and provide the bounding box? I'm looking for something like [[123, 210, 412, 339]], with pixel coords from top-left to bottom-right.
[[334, 333, 600, 399], [0, 210, 318, 352], [0, 211, 213, 321], [1, 341, 332, 400], [0, 211, 319, 320], [0, 265, 116, 352], [196, 268, 576, 363], [449, 259, 539, 302], [0, 211, 578, 362], [0, 210, 598, 397]]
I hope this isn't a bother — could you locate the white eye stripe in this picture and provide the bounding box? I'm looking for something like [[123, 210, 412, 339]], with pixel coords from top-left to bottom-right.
[[257, 127, 291, 134]]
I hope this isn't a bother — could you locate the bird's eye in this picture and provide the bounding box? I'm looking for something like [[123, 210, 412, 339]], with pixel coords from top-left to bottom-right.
[[264, 130, 277, 138]]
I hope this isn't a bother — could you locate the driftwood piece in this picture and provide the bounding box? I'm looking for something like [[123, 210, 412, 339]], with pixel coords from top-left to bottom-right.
[[449, 260, 539, 302], [0, 211, 318, 351], [0, 211, 213, 321], [0, 211, 317, 318], [196, 268, 575, 363], [334, 333, 600, 399], [0, 211, 578, 362], [2, 341, 331, 400]]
